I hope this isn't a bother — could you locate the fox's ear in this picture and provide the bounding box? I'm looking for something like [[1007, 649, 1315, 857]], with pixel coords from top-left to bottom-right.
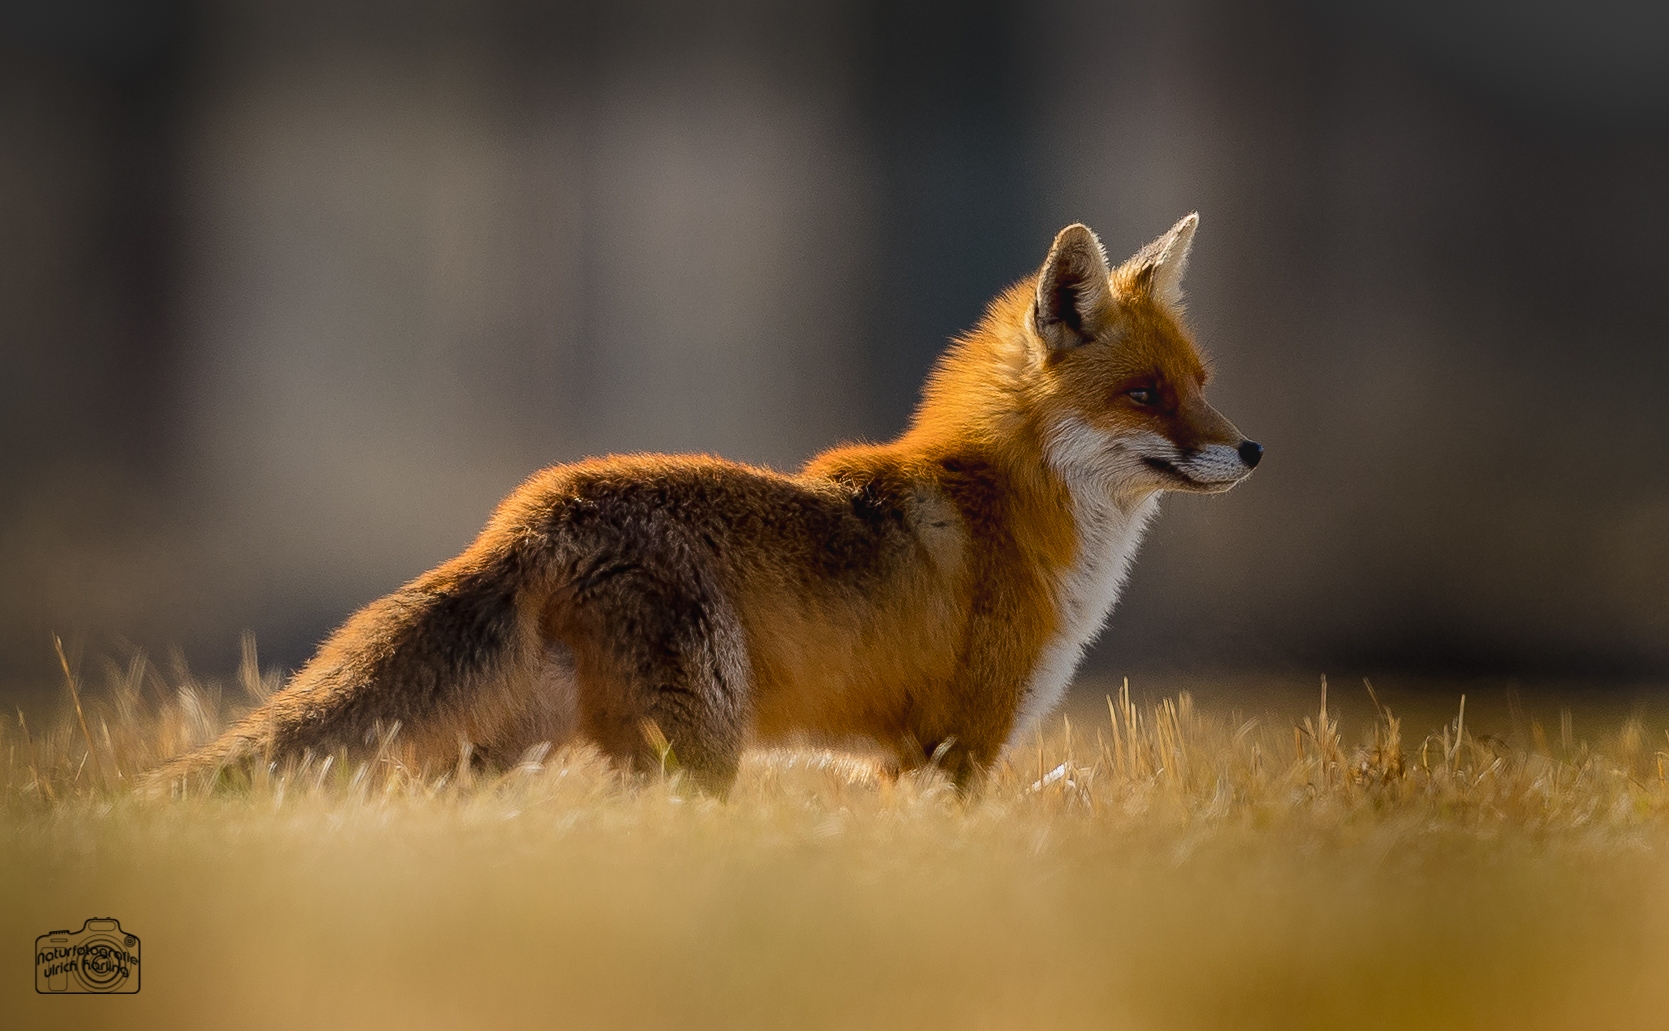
[[1118, 212, 1198, 308], [1032, 223, 1114, 352]]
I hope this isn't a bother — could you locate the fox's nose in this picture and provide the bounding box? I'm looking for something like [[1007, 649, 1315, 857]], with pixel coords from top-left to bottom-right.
[[1237, 440, 1263, 469]]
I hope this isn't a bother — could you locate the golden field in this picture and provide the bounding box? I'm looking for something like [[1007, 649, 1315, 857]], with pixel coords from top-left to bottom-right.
[[5, 643, 1669, 1030]]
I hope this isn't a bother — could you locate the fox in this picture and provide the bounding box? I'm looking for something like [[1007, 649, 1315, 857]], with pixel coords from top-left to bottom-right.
[[153, 214, 1260, 795]]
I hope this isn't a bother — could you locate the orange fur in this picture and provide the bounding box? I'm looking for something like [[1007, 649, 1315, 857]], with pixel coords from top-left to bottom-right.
[[153, 215, 1259, 795]]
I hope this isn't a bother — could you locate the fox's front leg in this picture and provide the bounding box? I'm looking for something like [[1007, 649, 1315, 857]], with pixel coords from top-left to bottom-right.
[[915, 608, 1042, 795], [892, 681, 1020, 795], [895, 733, 1000, 795]]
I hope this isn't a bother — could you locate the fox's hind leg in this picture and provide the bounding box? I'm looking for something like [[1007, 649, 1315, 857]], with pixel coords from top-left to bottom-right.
[[465, 642, 582, 769], [546, 552, 752, 795]]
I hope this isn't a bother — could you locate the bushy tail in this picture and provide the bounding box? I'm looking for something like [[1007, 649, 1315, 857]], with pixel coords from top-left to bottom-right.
[[147, 548, 543, 794], [147, 718, 272, 791]]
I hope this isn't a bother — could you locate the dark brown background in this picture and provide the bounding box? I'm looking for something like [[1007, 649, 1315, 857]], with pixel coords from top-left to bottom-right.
[[2, 0, 1666, 700]]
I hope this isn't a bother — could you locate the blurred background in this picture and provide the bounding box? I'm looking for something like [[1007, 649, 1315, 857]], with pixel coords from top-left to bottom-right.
[[2, 0, 1666, 703]]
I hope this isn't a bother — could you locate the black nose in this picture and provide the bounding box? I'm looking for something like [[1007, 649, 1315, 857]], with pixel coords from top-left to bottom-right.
[[1238, 440, 1263, 469]]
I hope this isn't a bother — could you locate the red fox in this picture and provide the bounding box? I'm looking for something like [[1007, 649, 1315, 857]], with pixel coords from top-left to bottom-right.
[[155, 215, 1260, 794]]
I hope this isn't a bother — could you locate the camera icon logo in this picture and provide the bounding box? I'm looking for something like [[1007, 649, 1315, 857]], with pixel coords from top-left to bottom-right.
[[35, 918, 141, 994]]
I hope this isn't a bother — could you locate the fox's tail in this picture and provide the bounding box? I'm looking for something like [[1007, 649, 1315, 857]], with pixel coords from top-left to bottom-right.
[[146, 546, 547, 793]]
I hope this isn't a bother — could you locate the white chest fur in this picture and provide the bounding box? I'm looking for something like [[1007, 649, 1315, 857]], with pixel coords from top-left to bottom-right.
[[1008, 418, 1160, 748]]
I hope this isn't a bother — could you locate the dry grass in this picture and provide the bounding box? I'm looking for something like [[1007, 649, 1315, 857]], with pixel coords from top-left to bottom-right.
[[5, 642, 1669, 1029]]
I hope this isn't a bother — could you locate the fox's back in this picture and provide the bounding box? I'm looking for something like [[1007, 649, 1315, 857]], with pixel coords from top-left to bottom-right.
[[501, 453, 973, 745]]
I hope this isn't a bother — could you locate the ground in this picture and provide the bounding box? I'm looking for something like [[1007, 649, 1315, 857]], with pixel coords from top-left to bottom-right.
[[5, 655, 1668, 1029]]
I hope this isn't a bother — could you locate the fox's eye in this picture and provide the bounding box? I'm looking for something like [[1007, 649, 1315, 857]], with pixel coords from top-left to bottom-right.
[[1127, 387, 1157, 406]]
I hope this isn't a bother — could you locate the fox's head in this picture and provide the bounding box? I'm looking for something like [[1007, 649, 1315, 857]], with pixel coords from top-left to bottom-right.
[[1026, 215, 1261, 497]]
